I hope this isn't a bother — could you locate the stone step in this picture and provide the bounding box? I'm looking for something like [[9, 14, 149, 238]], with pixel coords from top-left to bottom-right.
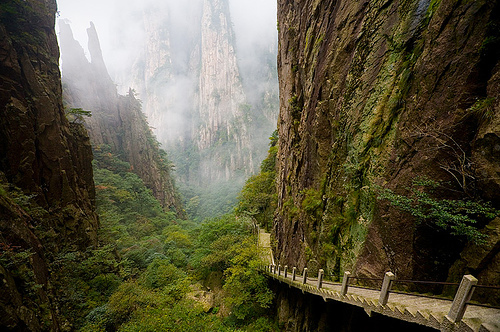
[[427, 313, 443, 329], [403, 307, 417, 318], [458, 319, 476, 332]]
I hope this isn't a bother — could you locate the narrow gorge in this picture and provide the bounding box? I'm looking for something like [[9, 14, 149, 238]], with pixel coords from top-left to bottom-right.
[[120, 0, 279, 220], [0, 0, 499, 331]]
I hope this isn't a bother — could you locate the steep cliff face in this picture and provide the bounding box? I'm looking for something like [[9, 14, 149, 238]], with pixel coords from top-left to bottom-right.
[[0, 0, 98, 330], [197, 0, 253, 181], [137, 1, 201, 148], [130, 0, 276, 189], [59, 22, 184, 216], [275, 0, 500, 282]]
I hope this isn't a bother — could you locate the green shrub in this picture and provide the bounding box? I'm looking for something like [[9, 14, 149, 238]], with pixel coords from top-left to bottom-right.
[[236, 133, 278, 231], [142, 258, 185, 289], [223, 239, 274, 321], [377, 177, 498, 244], [118, 300, 233, 332]]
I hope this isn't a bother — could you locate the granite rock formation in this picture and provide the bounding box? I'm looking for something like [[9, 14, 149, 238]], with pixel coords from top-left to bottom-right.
[[0, 0, 98, 330], [129, 0, 277, 187], [274, 0, 500, 284]]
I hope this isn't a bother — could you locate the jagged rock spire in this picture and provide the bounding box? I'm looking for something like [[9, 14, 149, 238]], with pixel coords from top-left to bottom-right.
[[87, 21, 113, 82]]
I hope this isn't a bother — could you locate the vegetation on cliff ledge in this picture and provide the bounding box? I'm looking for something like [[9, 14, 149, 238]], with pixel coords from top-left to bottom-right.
[[236, 130, 278, 232]]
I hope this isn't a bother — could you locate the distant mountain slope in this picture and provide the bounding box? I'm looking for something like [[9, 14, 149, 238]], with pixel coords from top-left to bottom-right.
[[59, 21, 184, 217], [131, 0, 278, 187]]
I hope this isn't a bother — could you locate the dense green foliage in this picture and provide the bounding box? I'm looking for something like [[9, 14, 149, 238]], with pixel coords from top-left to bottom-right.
[[190, 216, 274, 324], [236, 131, 278, 231], [377, 178, 499, 244], [53, 143, 278, 331], [118, 301, 232, 332], [223, 238, 274, 321]]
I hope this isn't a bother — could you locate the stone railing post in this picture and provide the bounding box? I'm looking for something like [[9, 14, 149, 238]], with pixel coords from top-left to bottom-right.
[[317, 269, 324, 289], [272, 265, 276, 274], [446, 275, 478, 323], [278, 265, 281, 276], [379, 272, 395, 306], [284, 265, 288, 278], [341, 271, 351, 296], [302, 268, 308, 284], [292, 267, 297, 281]]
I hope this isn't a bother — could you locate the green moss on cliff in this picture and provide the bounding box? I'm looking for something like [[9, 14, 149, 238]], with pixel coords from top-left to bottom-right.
[[319, 2, 437, 273]]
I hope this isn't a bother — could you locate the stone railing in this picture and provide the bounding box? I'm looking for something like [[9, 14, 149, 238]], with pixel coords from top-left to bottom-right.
[[263, 264, 500, 331]]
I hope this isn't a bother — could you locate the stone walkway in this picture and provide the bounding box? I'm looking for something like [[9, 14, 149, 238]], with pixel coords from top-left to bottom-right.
[[258, 228, 274, 265], [258, 231, 500, 332]]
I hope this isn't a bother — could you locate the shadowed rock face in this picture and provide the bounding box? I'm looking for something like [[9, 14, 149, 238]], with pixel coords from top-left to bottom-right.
[[275, 0, 500, 283], [0, 0, 98, 330], [0, 2, 98, 243]]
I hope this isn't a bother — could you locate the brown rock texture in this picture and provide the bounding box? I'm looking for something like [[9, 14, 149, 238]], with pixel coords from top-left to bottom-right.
[[275, 0, 500, 283], [59, 21, 184, 216], [447, 217, 500, 306], [0, 0, 98, 330]]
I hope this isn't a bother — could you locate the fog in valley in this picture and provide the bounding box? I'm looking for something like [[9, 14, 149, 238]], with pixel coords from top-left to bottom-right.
[[57, 0, 277, 87], [57, 0, 279, 220]]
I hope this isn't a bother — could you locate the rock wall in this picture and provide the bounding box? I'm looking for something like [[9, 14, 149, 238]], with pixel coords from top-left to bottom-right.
[[136, 0, 201, 147], [59, 22, 184, 216], [196, 0, 253, 181], [0, 0, 98, 330], [275, 0, 500, 283]]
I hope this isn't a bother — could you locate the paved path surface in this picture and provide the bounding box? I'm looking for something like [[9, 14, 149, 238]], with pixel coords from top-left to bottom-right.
[[258, 228, 274, 265], [258, 231, 500, 332]]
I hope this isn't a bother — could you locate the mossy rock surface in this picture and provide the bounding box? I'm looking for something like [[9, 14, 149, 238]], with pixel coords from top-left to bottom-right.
[[274, 0, 500, 283]]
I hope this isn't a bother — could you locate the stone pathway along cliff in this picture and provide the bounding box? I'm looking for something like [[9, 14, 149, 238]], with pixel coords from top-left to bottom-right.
[[258, 231, 500, 332], [259, 229, 274, 266]]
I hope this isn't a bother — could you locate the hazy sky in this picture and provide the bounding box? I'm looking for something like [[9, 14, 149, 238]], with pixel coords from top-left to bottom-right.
[[56, 0, 277, 89]]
